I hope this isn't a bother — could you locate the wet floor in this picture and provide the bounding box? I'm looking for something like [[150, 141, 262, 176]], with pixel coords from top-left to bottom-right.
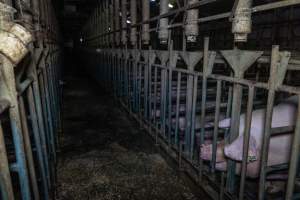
[[56, 71, 199, 200]]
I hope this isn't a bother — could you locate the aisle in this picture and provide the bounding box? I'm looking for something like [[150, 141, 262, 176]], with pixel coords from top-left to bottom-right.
[[56, 73, 198, 200]]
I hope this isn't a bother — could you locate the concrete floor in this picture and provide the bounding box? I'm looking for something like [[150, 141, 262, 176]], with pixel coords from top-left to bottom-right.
[[56, 71, 199, 200]]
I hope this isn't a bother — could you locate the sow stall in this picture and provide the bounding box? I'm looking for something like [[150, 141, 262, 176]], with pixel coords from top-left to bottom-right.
[[79, 0, 300, 199], [0, 0, 62, 199]]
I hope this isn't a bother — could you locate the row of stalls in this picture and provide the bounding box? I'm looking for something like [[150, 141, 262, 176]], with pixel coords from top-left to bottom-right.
[[79, 0, 300, 199], [0, 0, 62, 199]]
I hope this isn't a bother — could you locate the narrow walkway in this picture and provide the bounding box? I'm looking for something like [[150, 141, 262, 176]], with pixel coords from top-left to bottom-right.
[[56, 72, 198, 200]]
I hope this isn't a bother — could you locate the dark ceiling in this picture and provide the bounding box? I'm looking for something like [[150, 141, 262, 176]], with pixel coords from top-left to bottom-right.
[[53, 0, 98, 40]]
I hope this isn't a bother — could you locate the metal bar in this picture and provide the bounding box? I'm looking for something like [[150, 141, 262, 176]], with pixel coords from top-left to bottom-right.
[[19, 96, 40, 200], [258, 45, 279, 200], [211, 80, 222, 172], [175, 72, 181, 145], [285, 94, 300, 199], [27, 85, 49, 198], [0, 122, 14, 200], [238, 86, 255, 200]]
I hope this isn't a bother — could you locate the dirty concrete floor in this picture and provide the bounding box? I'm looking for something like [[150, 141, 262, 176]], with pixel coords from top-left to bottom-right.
[[56, 72, 199, 200]]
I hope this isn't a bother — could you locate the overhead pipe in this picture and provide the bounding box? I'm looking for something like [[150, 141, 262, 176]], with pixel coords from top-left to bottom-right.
[[232, 0, 253, 42], [142, 0, 150, 45], [185, 0, 199, 43], [159, 0, 169, 44], [130, 0, 137, 46]]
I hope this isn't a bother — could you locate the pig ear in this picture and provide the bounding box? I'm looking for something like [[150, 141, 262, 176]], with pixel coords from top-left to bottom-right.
[[247, 136, 258, 162]]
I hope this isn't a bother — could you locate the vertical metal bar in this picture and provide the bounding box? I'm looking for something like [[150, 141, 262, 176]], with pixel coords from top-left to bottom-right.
[[161, 65, 167, 137], [211, 80, 222, 172], [153, 67, 158, 133], [285, 94, 300, 200], [144, 62, 149, 119], [175, 72, 181, 146], [19, 96, 40, 200], [27, 85, 49, 199], [168, 68, 173, 146], [258, 45, 279, 200], [199, 37, 209, 179], [2, 56, 31, 200], [148, 60, 152, 124], [190, 75, 198, 159], [239, 86, 255, 200], [185, 72, 194, 155], [0, 122, 14, 200]]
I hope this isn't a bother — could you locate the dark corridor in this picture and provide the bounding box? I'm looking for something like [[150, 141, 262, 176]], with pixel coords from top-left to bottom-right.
[[1, 0, 300, 200], [57, 69, 199, 200]]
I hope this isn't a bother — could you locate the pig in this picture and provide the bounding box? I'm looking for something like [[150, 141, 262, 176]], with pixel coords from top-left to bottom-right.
[[200, 95, 298, 177]]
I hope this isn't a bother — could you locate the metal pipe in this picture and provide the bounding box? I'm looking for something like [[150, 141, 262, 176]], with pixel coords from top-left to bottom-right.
[[114, 0, 120, 45], [285, 94, 300, 199], [110, 1, 114, 45], [142, 0, 150, 45], [232, 0, 253, 42], [19, 96, 40, 200], [159, 0, 169, 44], [185, 0, 199, 43], [121, 0, 127, 45], [130, 0, 137, 46]]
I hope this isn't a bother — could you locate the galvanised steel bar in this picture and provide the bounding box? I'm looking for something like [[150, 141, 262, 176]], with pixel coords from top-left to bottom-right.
[[285, 94, 300, 199], [190, 75, 198, 158], [211, 79, 221, 172], [175, 72, 181, 146], [19, 96, 40, 200], [238, 85, 254, 200], [27, 85, 49, 199], [1, 54, 31, 200], [0, 122, 14, 200], [258, 46, 290, 200], [199, 37, 212, 179]]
